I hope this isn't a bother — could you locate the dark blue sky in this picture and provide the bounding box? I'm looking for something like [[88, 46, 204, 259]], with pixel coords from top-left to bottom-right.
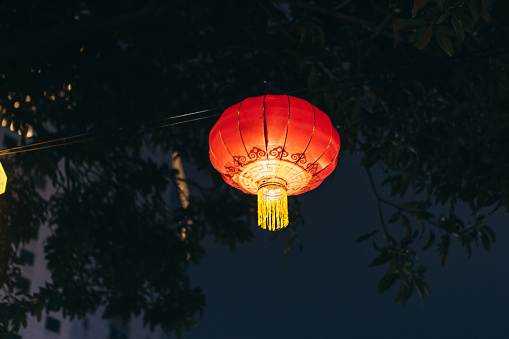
[[186, 154, 509, 338]]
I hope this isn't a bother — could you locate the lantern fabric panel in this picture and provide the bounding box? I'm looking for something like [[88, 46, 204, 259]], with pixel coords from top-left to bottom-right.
[[280, 96, 316, 160], [238, 96, 267, 161], [218, 102, 248, 160], [263, 95, 291, 158]]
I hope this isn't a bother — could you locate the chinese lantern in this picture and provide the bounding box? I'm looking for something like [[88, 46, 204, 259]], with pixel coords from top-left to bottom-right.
[[0, 162, 6, 194], [209, 95, 340, 231]]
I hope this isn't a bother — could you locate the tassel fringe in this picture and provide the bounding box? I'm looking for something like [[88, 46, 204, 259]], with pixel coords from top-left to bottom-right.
[[257, 184, 289, 231]]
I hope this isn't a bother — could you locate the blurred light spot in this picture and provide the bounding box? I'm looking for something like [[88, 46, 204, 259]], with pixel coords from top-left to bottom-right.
[[9, 122, 14, 131], [50, 95, 55, 101], [1, 119, 7, 127], [14, 101, 20, 109], [25, 95, 31, 103], [43, 90, 47, 96], [67, 84, 72, 91], [18, 130, 22, 136], [80, 47, 84, 52], [7, 95, 12, 101], [58, 90, 65, 97], [26, 126, 33, 138]]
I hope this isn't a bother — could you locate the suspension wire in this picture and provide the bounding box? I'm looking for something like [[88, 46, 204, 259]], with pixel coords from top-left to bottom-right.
[[0, 109, 221, 156], [0, 44, 507, 157]]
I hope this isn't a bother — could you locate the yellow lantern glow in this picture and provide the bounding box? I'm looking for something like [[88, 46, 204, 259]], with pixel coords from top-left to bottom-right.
[[0, 162, 6, 194]]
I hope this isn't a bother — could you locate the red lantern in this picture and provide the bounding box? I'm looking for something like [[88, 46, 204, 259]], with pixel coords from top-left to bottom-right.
[[209, 95, 340, 231]]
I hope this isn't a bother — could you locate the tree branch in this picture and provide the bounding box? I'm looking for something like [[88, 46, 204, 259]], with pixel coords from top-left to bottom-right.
[[0, 0, 164, 60], [366, 168, 393, 246]]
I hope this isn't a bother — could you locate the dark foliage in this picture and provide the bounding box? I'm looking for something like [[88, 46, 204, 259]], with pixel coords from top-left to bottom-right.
[[0, 0, 507, 336]]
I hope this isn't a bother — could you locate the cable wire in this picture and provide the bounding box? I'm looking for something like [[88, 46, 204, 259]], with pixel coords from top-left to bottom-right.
[[0, 109, 221, 156]]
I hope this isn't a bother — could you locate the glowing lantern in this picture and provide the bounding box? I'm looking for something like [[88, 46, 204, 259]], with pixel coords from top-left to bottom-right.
[[209, 95, 340, 231], [0, 162, 6, 194]]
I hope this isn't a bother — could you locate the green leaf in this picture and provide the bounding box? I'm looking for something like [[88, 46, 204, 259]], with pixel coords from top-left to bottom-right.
[[439, 234, 451, 265], [401, 214, 412, 238], [422, 231, 436, 251], [468, 0, 480, 23], [434, 26, 454, 56], [388, 211, 401, 223], [481, 0, 492, 23], [415, 279, 431, 298], [478, 227, 495, 251], [482, 226, 497, 243], [435, 12, 450, 25], [393, 18, 427, 31], [416, 26, 433, 50], [451, 16, 465, 44], [392, 22, 400, 49], [356, 230, 379, 243], [412, 0, 432, 18], [377, 271, 398, 294], [369, 251, 392, 267], [394, 282, 413, 306], [376, 14, 392, 36]]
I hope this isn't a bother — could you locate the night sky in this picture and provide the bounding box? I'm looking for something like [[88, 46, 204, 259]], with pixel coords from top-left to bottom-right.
[[185, 153, 509, 338]]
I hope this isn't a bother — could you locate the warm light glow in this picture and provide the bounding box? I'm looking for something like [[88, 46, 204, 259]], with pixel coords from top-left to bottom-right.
[[25, 95, 31, 103], [14, 101, 20, 109], [0, 162, 7, 194], [237, 159, 311, 195], [209, 95, 341, 231], [258, 183, 288, 231]]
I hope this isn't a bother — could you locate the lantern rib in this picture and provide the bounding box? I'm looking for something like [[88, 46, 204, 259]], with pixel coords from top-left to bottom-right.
[[274, 95, 292, 181], [217, 109, 237, 165], [208, 147, 227, 173], [284, 105, 335, 185], [236, 99, 250, 160], [262, 95, 269, 165], [279, 98, 317, 182], [216, 103, 254, 185]]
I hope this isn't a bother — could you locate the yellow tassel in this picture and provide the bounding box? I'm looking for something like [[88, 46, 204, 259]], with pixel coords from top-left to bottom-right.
[[257, 184, 289, 231]]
